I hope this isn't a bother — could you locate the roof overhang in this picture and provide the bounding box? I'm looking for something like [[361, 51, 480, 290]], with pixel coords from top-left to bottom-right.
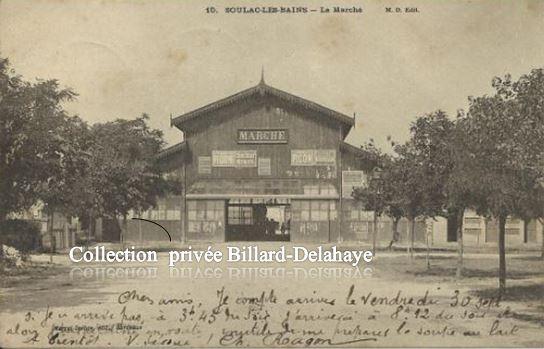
[[155, 141, 189, 170], [171, 82, 354, 139], [156, 141, 187, 159], [340, 141, 367, 155]]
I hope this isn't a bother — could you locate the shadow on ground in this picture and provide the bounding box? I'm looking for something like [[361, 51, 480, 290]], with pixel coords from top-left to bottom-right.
[[0, 263, 117, 313], [412, 266, 543, 280], [471, 284, 544, 326], [471, 283, 544, 302]]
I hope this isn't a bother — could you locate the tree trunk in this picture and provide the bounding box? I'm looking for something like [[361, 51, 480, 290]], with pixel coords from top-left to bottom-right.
[[523, 218, 529, 244], [0, 214, 5, 260], [48, 210, 55, 263], [406, 221, 410, 255], [456, 210, 464, 279], [121, 214, 127, 248], [425, 222, 430, 270], [372, 211, 378, 256], [390, 217, 399, 250], [392, 218, 399, 239], [410, 217, 415, 260], [540, 218, 544, 260], [86, 209, 94, 251], [138, 211, 143, 242], [498, 214, 507, 296]]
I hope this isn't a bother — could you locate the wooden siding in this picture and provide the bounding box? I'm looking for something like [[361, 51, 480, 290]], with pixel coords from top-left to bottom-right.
[[184, 95, 343, 186]]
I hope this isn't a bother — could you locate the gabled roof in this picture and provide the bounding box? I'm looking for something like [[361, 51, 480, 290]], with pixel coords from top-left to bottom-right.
[[171, 80, 354, 137], [340, 141, 366, 155], [156, 141, 187, 160]]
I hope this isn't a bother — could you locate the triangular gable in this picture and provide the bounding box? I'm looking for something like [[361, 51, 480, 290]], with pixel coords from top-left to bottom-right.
[[171, 81, 354, 138]]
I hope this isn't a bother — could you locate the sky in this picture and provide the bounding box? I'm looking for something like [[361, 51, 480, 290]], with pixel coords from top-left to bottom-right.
[[1, 0, 543, 151]]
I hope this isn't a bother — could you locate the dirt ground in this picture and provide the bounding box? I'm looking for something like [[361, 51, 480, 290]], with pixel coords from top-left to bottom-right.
[[0, 243, 543, 348]]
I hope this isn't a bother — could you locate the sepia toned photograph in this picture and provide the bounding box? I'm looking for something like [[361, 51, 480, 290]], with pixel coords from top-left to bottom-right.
[[0, 0, 543, 348]]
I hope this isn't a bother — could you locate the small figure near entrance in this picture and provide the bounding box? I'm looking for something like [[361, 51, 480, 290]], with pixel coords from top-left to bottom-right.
[[267, 218, 279, 235], [280, 218, 291, 235]]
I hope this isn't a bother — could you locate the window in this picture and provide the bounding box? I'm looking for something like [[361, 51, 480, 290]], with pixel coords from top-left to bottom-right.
[[292, 200, 334, 222], [187, 200, 224, 234], [464, 217, 481, 225], [464, 228, 481, 235], [167, 210, 180, 220], [319, 202, 329, 221], [506, 218, 520, 224], [505, 228, 520, 235], [300, 201, 310, 221], [140, 197, 184, 221], [228, 206, 253, 225], [158, 203, 167, 220], [345, 204, 375, 222], [351, 209, 360, 221], [303, 185, 319, 195]]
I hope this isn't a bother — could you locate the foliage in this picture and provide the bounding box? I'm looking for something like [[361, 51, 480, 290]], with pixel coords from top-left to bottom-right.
[[351, 143, 403, 221], [86, 114, 176, 219], [1, 56, 180, 234], [0, 219, 41, 253], [458, 70, 544, 292], [0, 58, 77, 220]]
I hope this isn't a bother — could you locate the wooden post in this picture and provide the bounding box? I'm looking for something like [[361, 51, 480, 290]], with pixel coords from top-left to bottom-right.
[[410, 217, 415, 260], [138, 212, 142, 242], [338, 141, 343, 243], [406, 221, 410, 254], [498, 214, 507, 295], [87, 209, 92, 251], [49, 211, 55, 263], [64, 222, 69, 249], [456, 210, 464, 278], [183, 163, 188, 244], [372, 210, 377, 255], [540, 218, 544, 259], [425, 221, 430, 270], [121, 214, 127, 249]]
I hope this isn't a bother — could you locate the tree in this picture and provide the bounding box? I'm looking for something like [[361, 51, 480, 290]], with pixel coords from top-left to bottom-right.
[[352, 145, 404, 253], [0, 59, 75, 221], [508, 69, 544, 259], [86, 115, 178, 243], [390, 142, 429, 260], [37, 115, 92, 253], [0, 58, 79, 258], [462, 71, 544, 294], [408, 110, 475, 275], [354, 138, 429, 259]]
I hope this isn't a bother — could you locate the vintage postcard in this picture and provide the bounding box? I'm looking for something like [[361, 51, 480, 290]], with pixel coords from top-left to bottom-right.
[[1, 0, 543, 348]]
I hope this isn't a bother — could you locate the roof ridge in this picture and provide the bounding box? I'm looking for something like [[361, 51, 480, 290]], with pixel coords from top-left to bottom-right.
[[171, 82, 354, 130]]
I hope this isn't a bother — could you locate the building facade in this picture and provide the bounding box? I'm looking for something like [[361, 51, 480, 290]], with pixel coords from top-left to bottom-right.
[[125, 78, 391, 243]]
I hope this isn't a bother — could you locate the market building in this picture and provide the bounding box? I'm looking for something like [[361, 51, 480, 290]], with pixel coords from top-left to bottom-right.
[[125, 76, 382, 243]]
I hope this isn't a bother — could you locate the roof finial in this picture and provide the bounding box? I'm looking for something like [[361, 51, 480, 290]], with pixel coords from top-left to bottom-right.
[[260, 65, 265, 85]]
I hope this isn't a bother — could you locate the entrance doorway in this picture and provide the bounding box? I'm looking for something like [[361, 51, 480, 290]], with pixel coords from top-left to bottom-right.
[[225, 202, 291, 241]]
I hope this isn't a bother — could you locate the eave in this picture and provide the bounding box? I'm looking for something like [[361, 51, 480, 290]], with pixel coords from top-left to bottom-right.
[[156, 141, 188, 161], [171, 81, 354, 138]]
